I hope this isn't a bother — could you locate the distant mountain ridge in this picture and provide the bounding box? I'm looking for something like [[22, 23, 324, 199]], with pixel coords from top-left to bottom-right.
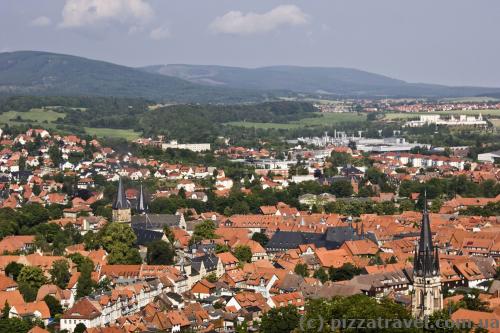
[[142, 64, 500, 98], [0, 51, 266, 103], [0, 50, 499, 102]]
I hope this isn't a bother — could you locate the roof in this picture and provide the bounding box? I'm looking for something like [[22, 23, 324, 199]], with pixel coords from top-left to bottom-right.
[[131, 214, 181, 230], [0, 235, 35, 253], [342, 239, 378, 256], [451, 308, 500, 332], [0, 273, 17, 291], [136, 184, 149, 214], [62, 297, 101, 319], [315, 248, 354, 268], [11, 301, 50, 319], [0, 290, 25, 307], [133, 228, 164, 246], [191, 253, 219, 275]]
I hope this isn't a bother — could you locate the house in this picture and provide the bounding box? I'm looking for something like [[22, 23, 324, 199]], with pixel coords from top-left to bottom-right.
[[0, 235, 35, 253], [226, 291, 269, 313], [9, 301, 51, 326], [268, 291, 305, 310], [61, 298, 101, 332], [188, 253, 224, 287], [216, 252, 240, 271], [191, 279, 216, 299]]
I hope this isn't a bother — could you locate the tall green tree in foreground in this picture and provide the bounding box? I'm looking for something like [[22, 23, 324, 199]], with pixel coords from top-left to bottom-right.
[[260, 305, 300, 333]]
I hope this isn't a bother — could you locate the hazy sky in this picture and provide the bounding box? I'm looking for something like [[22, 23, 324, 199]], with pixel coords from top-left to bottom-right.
[[1, 0, 499, 87]]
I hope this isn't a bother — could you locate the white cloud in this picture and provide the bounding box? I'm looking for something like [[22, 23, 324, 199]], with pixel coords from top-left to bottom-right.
[[210, 5, 308, 35], [31, 16, 52, 27], [60, 0, 153, 28], [149, 26, 171, 40]]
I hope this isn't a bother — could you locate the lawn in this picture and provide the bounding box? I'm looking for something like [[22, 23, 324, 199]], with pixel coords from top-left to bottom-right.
[[0, 108, 66, 127], [227, 112, 367, 129], [84, 127, 141, 140], [383, 109, 500, 121]]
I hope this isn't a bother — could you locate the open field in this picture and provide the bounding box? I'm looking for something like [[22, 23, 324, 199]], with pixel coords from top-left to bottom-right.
[[227, 112, 367, 129], [0, 108, 66, 127], [489, 119, 500, 128], [84, 127, 141, 140], [383, 109, 500, 121], [440, 97, 500, 103]]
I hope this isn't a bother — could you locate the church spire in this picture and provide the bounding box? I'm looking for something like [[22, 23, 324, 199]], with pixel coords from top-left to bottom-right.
[[112, 176, 130, 210], [412, 191, 443, 318], [414, 192, 439, 277], [136, 183, 148, 214]]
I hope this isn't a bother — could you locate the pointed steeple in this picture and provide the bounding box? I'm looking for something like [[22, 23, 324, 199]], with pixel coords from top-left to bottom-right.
[[112, 176, 130, 210], [136, 183, 148, 214], [414, 191, 440, 277]]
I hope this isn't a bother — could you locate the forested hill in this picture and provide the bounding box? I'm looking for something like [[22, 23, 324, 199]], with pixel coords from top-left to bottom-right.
[[2, 51, 500, 101], [0, 96, 318, 142], [143, 64, 500, 98], [0, 51, 270, 103]]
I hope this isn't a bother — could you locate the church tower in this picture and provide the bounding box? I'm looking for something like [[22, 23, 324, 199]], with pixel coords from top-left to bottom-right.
[[412, 202, 443, 318], [112, 176, 131, 224]]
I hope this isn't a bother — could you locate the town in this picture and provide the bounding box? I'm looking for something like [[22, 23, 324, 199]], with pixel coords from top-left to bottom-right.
[[2, 1, 500, 332], [0, 123, 499, 332]]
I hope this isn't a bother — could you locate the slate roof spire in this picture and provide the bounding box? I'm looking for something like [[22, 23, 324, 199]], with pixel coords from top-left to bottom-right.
[[136, 183, 149, 214], [112, 176, 130, 210], [413, 191, 440, 277]]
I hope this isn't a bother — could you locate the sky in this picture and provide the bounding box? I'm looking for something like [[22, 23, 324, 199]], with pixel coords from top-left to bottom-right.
[[1, 0, 499, 87]]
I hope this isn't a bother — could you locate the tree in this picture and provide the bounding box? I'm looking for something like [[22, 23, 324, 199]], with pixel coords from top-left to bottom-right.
[[99, 223, 137, 252], [19, 203, 50, 228], [328, 263, 363, 282], [251, 232, 269, 247], [74, 323, 87, 333], [17, 266, 47, 291], [107, 242, 142, 265], [48, 145, 63, 167], [313, 268, 329, 283], [44, 294, 63, 317], [67, 253, 94, 272], [146, 240, 175, 265], [330, 152, 352, 167], [260, 305, 300, 333], [215, 244, 230, 253], [190, 220, 217, 245], [76, 265, 94, 299], [233, 245, 252, 264], [163, 225, 175, 244], [0, 317, 33, 332], [17, 266, 47, 302], [301, 294, 414, 333], [331, 180, 353, 197], [294, 263, 308, 277], [49, 259, 71, 289], [205, 272, 218, 283], [99, 223, 142, 265], [1, 301, 10, 319], [5, 262, 24, 281]]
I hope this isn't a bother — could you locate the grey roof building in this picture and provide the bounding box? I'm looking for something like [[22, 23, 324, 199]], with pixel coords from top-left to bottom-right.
[[131, 214, 186, 231]]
